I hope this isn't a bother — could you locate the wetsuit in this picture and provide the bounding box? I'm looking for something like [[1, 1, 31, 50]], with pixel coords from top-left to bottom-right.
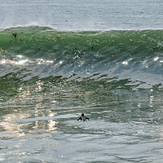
[[77, 113, 90, 121]]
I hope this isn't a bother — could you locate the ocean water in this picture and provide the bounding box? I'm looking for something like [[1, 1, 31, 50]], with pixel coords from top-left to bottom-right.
[[0, 1, 163, 163]]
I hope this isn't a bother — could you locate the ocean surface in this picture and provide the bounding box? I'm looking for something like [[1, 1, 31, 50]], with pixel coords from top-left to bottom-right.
[[0, 0, 163, 162]]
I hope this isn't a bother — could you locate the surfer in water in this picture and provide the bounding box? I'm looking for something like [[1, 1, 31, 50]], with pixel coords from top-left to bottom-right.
[[77, 113, 90, 122]]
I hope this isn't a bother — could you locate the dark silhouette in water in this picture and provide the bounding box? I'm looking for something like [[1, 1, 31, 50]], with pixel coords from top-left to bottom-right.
[[77, 113, 90, 121], [12, 33, 17, 38]]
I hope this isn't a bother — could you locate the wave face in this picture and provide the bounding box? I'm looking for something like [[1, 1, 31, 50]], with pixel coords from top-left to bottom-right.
[[0, 26, 163, 162], [0, 26, 163, 103]]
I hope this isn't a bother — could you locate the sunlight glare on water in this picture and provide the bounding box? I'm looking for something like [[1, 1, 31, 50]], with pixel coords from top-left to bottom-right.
[[0, 0, 163, 162]]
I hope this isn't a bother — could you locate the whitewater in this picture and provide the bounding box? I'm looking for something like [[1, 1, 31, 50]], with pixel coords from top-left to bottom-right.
[[0, 0, 163, 162]]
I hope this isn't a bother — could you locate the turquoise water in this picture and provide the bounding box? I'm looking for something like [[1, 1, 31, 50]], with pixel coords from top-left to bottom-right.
[[0, 1, 163, 162]]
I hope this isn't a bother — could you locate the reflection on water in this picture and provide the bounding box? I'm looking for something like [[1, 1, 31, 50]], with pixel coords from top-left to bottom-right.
[[0, 57, 54, 66], [0, 110, 58, 140], [0, 82, 163, 162]]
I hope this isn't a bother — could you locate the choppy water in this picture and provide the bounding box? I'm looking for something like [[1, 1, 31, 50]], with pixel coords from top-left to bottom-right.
[[0, 1, 163, 162]]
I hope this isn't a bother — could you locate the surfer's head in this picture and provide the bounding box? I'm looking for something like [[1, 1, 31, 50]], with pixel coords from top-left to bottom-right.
[[81, 113, 84, 117]]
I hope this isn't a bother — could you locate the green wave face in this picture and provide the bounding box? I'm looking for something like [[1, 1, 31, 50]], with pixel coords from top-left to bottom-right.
[[0, 26, 162, 104], [1, 27, 163, 56], [0, 27, 163, 75]]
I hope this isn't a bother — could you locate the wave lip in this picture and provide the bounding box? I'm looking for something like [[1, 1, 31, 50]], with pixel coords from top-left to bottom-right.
[[1, 24, 163, 32]]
